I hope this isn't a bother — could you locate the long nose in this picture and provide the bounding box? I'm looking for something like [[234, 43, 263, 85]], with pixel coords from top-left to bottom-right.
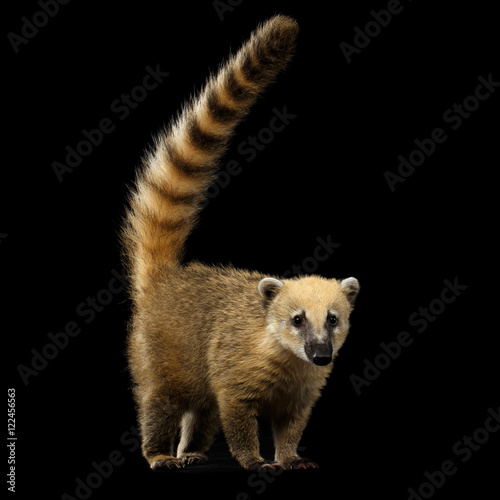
[[312, 343, 332, 366]]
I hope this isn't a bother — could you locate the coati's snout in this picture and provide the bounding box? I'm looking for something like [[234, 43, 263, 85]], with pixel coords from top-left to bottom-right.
[[307, 342, 333, 366]]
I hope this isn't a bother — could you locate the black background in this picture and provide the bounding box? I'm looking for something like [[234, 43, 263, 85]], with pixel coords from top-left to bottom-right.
[[4, 0, 498, 498]]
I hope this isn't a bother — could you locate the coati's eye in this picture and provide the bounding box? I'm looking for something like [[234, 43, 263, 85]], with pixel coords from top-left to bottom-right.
[[293, 315, 303, 326], [328, 314, 338, 326]]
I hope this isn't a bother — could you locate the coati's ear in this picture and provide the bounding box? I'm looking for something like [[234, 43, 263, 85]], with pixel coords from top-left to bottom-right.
[[340, 277, 360, 306], [258, 278, 284, 301]]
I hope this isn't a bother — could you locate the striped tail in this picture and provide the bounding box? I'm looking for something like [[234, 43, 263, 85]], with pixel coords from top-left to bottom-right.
[[121, 15, 299, 299]]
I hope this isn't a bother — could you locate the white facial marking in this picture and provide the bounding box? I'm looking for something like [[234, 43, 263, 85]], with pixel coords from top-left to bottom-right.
[[266, 317, 310, 363], [290, 344, 309, 362]]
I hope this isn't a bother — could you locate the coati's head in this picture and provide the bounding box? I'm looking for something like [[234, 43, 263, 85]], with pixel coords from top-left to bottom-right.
[[259, 276, 360, 366]]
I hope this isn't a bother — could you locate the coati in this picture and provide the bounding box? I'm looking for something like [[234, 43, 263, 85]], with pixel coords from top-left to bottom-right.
[[122, 15, 360, 471]]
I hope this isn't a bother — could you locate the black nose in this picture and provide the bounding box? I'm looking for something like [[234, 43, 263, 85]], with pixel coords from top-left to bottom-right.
[[312, 344, 332, 366]]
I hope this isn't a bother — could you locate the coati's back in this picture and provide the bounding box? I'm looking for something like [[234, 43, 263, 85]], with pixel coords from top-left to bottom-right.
[[127, 264, 269, 405]]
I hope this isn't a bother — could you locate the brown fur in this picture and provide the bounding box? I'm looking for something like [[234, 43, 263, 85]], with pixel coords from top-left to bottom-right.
[[122, 15, 360, 471]]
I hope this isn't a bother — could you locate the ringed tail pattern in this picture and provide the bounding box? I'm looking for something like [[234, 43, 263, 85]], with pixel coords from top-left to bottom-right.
[[121, 15, 299, 299]]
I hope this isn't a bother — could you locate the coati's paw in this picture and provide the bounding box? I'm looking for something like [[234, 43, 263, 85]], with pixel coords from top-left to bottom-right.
[[149, 455, 184, 470], [245, 460, 286, 471], [282, 458, 319, 470], [180, 453, 207, 466]]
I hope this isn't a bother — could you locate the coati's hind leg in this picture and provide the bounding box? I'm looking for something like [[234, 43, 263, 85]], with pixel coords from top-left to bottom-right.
[[137, 386, 184, 470], [177, 406, 219, 465]]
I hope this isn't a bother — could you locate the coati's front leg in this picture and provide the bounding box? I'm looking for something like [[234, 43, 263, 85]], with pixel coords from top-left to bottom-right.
[[218, 396, 271, 470], [272, 404, 319, 469]]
